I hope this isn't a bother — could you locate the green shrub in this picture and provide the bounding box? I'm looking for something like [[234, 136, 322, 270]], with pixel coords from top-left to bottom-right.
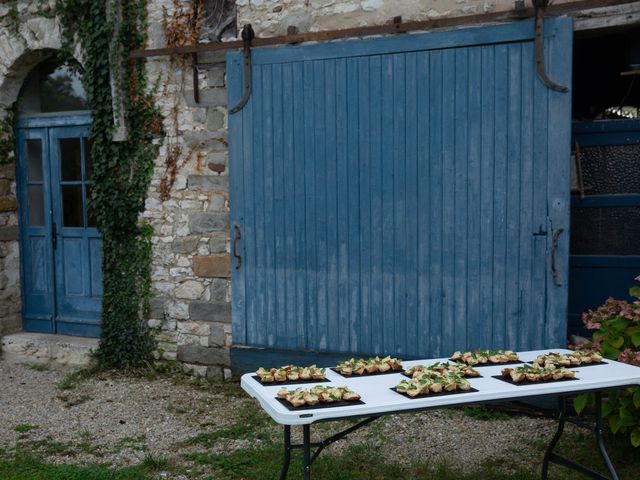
[[574, 275, 640, 447]]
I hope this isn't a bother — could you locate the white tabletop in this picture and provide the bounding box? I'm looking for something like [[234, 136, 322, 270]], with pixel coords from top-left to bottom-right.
[[240, 348, 640, 425]]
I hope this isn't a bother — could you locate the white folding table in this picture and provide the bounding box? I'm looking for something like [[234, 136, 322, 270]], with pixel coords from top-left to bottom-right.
[[241, 349, 640, 480]]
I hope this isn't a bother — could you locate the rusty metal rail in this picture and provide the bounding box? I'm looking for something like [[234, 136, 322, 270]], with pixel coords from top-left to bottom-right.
[[131, 0, 637, 59]]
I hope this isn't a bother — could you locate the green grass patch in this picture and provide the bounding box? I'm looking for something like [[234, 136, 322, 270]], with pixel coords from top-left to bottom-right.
[[461, 405, 512, 421], [14, 424, 39, 433], [185, 403, 274, 447], [0, 450, 171, 480]]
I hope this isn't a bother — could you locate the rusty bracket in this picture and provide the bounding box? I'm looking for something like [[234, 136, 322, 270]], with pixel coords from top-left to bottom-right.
[[534, 2, 569, 93], [229, 24, 255, 114]]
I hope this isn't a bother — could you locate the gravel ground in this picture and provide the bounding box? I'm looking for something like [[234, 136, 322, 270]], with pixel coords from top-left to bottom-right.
[[0, 360, 576, 476]]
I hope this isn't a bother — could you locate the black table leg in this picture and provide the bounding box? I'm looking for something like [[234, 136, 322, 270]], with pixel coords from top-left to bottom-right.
[[279, 425, 291, 480], [541, 393, 620, 480], [541, 396, 566, 480], [595, 393, 620, 480], [303, 424, 311, 480]]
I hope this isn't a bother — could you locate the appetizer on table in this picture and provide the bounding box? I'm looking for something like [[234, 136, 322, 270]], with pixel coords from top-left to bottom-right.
[[395, 371, 472, 398], [335, 356, 403, 375], [531, 350, 604, 369], [451, 349, 519, 365], [501, 364, 576, 383], [405, 362, 481, 378], [255, 365, 326, 383], [277, 386, 362, 407]]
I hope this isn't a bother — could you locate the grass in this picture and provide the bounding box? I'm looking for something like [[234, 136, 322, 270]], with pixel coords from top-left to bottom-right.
[[185, 403, 274, 447], [14, 424, 39, 433], [0, 450, 169, 480], [461, 405, 512, 421]]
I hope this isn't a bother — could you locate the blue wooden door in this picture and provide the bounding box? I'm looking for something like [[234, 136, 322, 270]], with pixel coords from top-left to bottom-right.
[[228, 19, 573, 358], [16, 117, 102, 337]]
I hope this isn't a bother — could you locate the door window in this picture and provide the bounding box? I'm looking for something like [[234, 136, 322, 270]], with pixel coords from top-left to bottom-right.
[[25, 139, 44, 226]]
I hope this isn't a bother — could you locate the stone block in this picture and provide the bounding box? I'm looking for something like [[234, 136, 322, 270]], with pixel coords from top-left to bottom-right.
[[210, 322, 226, 347], [0, 196, 17, 212], [0, 179, 10, 195], [206, 366, 223, 381], [189, 301, 231, 323], [189, 212, 229, 234], [207, 67, 225, 87], [177, 344, 230, 366], [184, 88, 227, 108], [193, 255, 230, 278], [206, 108, 225, 131], [0, 226, 18, 241], [171, 236, 200, 254], [175, 279, 206, 299], [177, 321, 211, 336], [209, 235, 227, 253], [209, 278, 228, 301], [188, 174, 228, 191], [0, 164, 15, 180], [149, 297, 165, 318]]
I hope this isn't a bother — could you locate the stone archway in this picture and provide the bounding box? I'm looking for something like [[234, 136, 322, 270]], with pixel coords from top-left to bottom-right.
[[0, 11, 70, 334]]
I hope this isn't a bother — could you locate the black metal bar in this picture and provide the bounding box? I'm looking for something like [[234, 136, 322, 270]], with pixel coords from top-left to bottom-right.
[[533, 4, 569, 92], [279, 425, 291, 480], [595, 392, 620, 480], [548, 453, 610, 480], [310, 416, 380, 465], [228, 25, 254, 114], [130, 0, 637, 58], [303, 425, 311, 480], [566, 415, 597, 432], [541, 396, 566, 480], [542, 393, 621, 480]]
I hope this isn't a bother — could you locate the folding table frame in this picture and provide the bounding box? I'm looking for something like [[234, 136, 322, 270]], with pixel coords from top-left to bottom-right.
[[240, 349, 640, 480]]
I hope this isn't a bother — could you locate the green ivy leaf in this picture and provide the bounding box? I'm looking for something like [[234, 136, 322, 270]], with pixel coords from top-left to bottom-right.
[[574, 394, 589, 415], [632, 332, 640, 348], [609, 336, 626, 349], [632, 428, 640, 448], [630, 285, 640, 300], [602, 346, 621, 360], [609, 414, 622, 433], [634, 389, 640, 410]]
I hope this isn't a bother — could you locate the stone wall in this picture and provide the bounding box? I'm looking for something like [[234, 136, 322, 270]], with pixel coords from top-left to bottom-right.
[[235, 0, 578, 36], [143, 2, 233, 379], [0, 0, 62, 335]]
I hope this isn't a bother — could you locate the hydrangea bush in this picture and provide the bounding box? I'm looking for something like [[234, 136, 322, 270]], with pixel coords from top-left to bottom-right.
[[574, 275, 640, 447]]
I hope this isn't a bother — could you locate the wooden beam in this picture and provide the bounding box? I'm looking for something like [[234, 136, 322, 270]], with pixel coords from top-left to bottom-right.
[[131, 0, 639, 58]]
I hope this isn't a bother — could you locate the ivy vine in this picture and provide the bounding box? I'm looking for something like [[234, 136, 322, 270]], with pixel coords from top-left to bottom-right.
[[0, 111, 15, 166], [57, 0, 163, 368]]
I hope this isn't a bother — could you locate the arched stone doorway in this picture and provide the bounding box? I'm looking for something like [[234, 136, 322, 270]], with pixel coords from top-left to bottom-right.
[[1, 47, 102, 338]]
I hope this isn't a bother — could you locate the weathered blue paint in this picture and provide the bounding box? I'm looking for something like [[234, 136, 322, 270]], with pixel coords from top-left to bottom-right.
[[572, 119, 640, 146], [16, 116, 102, 338], [228, 19, 573, 358], [568, 119, 640, 336]]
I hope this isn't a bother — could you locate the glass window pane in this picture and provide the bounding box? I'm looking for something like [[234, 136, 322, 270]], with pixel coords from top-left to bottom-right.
[[28, 185, 44, 226], [17, 59, 88, 115], [60, 138, 81, 181], [571, 207, 640, 255], [579, 145, 640, 195], [62, 185, 84, 227], [86, 184, 96, 227], [26, 139, 43, 182], [83, 137, 93, 181]]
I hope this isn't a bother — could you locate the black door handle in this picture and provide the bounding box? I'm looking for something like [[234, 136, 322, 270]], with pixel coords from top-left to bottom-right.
[[550, 227, 564, 286], [233, 224, 242, 270]]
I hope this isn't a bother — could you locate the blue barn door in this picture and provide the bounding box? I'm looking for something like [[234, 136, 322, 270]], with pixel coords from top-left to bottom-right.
[[228, 19, 573, 358], [16, 116, 102, 337]]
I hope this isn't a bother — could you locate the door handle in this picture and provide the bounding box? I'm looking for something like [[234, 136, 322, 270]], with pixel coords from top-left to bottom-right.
[[233, 224, 242, 270], [550, 227, 564, 286], [52, 222, 57, 250]]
